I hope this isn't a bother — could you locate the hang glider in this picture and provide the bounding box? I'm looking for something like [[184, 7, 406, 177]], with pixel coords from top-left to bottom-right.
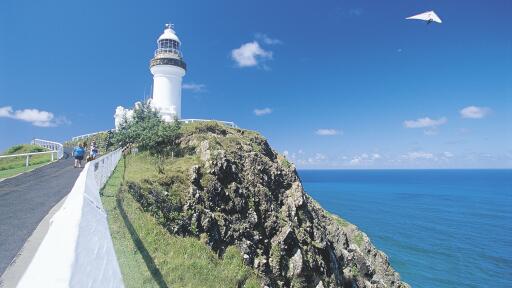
[[406, 11, 442, 24]]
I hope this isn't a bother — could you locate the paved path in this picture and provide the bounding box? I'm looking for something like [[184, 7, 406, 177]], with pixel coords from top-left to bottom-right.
[[0, 149, 81, 275]]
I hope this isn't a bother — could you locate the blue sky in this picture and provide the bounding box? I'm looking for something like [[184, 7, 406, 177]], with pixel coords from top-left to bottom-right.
[[1, 0, 511, 168]]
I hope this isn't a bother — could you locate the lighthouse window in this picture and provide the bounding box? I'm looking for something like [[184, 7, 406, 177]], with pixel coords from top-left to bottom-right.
[[159, 39, 180, 50], [156, 39, 182, 57]]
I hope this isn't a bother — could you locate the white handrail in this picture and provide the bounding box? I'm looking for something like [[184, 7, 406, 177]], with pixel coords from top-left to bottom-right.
[[31, 139, 64, 160], [0, 140, 63, 166], [0, 151, 59, 166], [0, 151, 57, 158], [71, 131, 109, 142], [180, 118, 238, 128]]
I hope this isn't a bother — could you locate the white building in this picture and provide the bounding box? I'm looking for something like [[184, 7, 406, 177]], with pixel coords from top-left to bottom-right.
[[149, 23, 187, 121], [113, 24, 237, 130], [114, 24, 186, 128]]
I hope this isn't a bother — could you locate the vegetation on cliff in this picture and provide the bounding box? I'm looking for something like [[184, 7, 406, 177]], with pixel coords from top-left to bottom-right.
[[101, 157, 260, 288], [102, 106, 409, 287]]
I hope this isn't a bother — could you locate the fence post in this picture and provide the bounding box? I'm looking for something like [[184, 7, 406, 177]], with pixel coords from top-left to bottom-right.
[[51, 152, 54, 162], [26, 155, 29, 167]]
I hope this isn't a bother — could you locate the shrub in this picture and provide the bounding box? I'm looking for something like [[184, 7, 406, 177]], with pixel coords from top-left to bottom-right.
[[113, 102, 182, 156]]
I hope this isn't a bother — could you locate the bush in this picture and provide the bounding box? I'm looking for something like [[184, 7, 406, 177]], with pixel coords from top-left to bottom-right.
[[65, 132, 113, 154], [3, 144, 45, 155], [113, 102, 182, 156]]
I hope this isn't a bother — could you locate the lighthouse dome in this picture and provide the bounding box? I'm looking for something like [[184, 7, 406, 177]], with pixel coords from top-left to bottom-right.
[[158, 24, 180, 43]]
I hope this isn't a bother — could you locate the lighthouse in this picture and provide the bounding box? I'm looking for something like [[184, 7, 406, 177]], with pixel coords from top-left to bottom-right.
[[150, 24, 187, 121], [114, 24, 237, 130]]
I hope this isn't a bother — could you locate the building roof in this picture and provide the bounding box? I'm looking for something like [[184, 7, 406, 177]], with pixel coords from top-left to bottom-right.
[[157, 24, 181, 43]]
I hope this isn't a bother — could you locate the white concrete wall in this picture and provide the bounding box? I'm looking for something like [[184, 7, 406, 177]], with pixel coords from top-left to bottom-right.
[[17, 149, 124, 288]]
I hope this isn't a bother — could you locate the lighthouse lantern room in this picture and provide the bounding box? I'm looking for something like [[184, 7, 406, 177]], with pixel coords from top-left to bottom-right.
[[150, 23, 187, 121]]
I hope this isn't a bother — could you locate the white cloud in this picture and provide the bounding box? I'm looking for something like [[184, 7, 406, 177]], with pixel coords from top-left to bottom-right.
[[306, 153, 328, 164], [231, 41, 272, 67], [314, 153, 326, 160], [283, 150, 331, 166], [460, 106, 491, 119], [315, 129, 341, 136], [349, 153, 381, 165], [255, 33, 282, 45], [254, 107, 272, 116], [0, 106, 13, 117], [404, 117, 447, 128], [182, 83, 206, 93], [0, 106, 68, 127], [349, 153, 366, 164], [403, 151, 435, 160]]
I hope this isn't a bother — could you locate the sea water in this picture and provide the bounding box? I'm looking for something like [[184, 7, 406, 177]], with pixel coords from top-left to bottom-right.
[[299, 169, 512, 288]]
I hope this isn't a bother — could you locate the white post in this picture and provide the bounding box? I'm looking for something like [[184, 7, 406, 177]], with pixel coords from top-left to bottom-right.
[[51, 152, 55, 162], [26, 155, 29, 167]]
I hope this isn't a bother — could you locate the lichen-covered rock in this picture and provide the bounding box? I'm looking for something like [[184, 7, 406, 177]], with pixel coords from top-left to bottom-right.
[[127, 123, 410, 288]]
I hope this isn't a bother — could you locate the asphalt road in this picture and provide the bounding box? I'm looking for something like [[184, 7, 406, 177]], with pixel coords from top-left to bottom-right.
[[0, 149, 81, 275]]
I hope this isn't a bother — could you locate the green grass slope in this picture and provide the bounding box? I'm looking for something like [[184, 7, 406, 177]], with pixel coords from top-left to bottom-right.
[[0, 144, 53, 179], [101, 157, 261, 288]]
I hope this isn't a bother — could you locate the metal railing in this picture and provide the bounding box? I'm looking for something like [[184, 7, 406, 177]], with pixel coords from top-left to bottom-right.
[[31, 139, 64, 159], [0, 139, 64, 167], [0, 139, 63, 169], [150, 57, 187, 70], [155, 48, 183, 58], [0, 151, 59, 167], [71, 131, 109, 142], [180, 118, 238, 128]]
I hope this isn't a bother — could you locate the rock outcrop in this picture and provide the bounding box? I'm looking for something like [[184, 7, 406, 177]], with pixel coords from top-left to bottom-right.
[[126, 123, 409, 288]]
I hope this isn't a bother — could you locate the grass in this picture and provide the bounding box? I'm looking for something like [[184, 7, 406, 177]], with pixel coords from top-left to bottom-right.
[[353, 232, 364, 248], [124, 152, 201, 203], [123, 152, 159, 183], [351, 264, 360, 276], [325, 210, 350, 228], [180, 121, 266, 155], [0, 162, 51, 180], [123, 151, 202, 182], [101, 157, 261, 288], [324, 211, 366, 249], [0, 144, 54, 180], [278, 154, 292, 169]]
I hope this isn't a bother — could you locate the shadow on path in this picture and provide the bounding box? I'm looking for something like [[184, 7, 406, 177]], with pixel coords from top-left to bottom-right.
[[116, 192, 168, 288]]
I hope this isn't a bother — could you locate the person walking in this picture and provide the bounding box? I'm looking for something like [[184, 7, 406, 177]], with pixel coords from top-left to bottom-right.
[[90, 141, 99, 160], [82, 141, 88, 155], [73, 143, 85, 168]]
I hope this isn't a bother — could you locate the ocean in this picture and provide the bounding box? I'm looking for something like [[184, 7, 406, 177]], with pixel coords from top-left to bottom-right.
[[298, 169, 512, 288]]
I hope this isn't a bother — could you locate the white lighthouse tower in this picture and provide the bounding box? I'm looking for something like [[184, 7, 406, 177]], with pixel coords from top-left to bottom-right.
[[150, 23, 186, 121]]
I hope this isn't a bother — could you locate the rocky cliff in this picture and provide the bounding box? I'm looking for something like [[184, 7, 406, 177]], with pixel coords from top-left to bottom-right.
[[126, 122, 409, 288]]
